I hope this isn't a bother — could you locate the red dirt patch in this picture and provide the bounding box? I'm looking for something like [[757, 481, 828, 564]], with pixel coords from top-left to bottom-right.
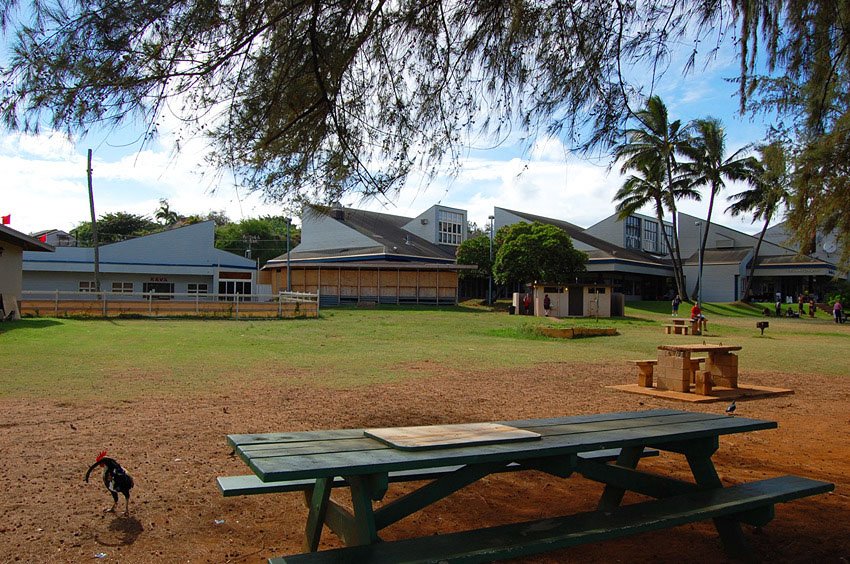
[[0, 363, 847, 562]]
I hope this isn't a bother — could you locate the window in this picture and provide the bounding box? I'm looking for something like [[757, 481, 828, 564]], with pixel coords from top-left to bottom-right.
[[219, 280, 252, 301], [625, 216, 641, 249], [143, 282, 175, 299], [112, 282, 134, 293], [79, 281, 96, 292], [188, 283, 208, 294], [437, 210, 465, 245], [643, 220, 658, 252], [661, 224, 674, 255]]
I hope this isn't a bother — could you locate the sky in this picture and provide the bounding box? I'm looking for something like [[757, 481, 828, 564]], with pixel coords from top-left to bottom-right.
[[1, 29, 778, 238]]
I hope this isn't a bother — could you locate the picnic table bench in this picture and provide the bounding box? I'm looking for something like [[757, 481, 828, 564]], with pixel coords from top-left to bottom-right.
[[223, 410, 832, 563]]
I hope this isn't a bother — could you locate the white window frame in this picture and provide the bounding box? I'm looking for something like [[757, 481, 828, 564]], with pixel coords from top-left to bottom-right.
[[188, 283, 209, 295], [643, 220, 658, 251], [112, 282, 134, 293], [625, 216, 641, 250], [79, 281, 96, 292], [661, 224, 674, 255], [437, 210, 465, 245]]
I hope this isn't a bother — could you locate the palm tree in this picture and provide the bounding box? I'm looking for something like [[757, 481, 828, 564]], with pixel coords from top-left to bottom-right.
[[155, 198, 180, 225], [614, 95, 698, 299], [614, 159, 693, 275], [726, 141, 791, 302], [681, 118, 758, 298]]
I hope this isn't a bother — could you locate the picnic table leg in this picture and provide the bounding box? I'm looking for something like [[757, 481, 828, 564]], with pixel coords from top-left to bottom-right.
[[597, 446, 645, 511], [684, 439, 751, 559], [345, 475, 381, 546], [302, 477, 332, 552]]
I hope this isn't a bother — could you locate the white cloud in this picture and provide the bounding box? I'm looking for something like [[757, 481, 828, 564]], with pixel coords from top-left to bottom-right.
[[0, 120, 767, 240]]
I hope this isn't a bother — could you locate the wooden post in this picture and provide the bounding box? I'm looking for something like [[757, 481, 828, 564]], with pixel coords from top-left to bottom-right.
[[86, 149, 101, 293]]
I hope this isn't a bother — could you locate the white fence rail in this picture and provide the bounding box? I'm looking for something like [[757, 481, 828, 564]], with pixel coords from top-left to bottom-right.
[[20, 290, 319, 319]]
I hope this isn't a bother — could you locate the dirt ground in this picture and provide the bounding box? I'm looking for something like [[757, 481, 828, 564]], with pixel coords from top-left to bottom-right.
[[1, 363, 848, 563]]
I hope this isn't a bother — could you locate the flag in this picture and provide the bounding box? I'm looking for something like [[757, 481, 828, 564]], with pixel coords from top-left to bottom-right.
[[39, 234, 47, 243], [1, 214, 9, 225]]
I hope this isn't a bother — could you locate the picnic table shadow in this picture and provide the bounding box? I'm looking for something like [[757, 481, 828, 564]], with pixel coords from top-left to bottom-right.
[[0, 318, 62, 334], [95, 516, 143, 547]]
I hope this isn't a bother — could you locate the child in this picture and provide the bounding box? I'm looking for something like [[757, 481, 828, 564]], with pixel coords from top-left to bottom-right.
[[671, 295, 681, 317]]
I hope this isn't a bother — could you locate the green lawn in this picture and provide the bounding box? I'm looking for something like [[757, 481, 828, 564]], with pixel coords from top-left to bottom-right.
[[1, 303, 845, 399]]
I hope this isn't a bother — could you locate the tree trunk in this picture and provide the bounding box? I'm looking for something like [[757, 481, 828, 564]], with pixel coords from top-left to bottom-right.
[[664, 156, 687, 300], [741, 217, 770, 302], [694, 183, 717, 300], [655, 203, 679, 297]]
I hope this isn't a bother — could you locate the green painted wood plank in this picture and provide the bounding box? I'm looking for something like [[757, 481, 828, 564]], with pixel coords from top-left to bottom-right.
[[240, 412, 740, 462], [304, 478, 332, 552], [596, 446, 647, 511], [269, 476, 834, 564], [577, 458, 698, 499], [245, 417, 776, 482], [229, 409, 683, 449], [218, 449, 659, 497], [373, 461, 510, 530]]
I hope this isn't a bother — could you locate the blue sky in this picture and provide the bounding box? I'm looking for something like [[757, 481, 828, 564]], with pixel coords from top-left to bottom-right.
[[1, 33, 778, 237]]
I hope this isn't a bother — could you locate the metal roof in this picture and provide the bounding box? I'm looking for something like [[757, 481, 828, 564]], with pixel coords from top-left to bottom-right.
[[499, 208, 670, 266], [266, 206, 457, 265], [0, 224, 54, 252]]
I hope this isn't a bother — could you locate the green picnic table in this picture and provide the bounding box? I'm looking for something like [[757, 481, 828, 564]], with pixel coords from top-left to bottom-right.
[[224, 409, 833, 563]]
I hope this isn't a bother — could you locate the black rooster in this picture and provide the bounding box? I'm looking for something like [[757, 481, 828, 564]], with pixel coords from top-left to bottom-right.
[[84, 451, 134, 516]]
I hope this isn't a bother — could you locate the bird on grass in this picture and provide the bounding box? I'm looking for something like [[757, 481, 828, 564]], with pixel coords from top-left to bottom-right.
[[85, 451, 134, 516], [725, 401, 737, 416]]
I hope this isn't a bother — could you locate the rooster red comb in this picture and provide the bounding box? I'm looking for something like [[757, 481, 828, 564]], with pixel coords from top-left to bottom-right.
[[96, 450, 108, 463]]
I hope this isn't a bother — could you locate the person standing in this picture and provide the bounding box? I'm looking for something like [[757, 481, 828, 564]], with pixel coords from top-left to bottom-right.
[[543, 294, 551, 317], [798, 294, 805, 316], [809, 298, 816, 318], [834, 300, 843, 324], [522, 293, 531, 315], [775, 298, 782, 317], [671, 295, 681, 317]]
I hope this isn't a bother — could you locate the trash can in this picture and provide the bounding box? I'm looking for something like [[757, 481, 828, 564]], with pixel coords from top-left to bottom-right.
[[508, 305, 516, 315]]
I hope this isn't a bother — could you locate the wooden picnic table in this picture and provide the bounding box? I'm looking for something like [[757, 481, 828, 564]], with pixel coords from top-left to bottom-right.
[[225, 409, 832, 563], [656, 344, 743, 393]]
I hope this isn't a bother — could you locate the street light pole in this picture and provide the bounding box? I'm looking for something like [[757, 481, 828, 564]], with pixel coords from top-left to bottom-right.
[[695, 221, 703, 305], [488, 214, 495, 306]]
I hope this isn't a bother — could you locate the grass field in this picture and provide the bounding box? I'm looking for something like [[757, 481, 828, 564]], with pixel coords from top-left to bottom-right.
[[1, 302, 846, 399]]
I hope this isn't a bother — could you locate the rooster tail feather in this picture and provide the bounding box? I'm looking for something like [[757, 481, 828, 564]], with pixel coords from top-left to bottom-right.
[[84, 460, 101, 482]]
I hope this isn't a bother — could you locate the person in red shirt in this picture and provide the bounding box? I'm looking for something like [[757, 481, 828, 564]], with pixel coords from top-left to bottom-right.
[[690, 303, 707, 333]]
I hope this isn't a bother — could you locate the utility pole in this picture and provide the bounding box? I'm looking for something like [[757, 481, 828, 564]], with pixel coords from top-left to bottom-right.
[[243, 234, 259, 259], [86, 149, 101, 292]]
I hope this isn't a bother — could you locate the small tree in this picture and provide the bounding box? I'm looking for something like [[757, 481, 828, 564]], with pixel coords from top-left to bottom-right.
[[493, 222, 587, 288], [71, 212, 159, 244], [456, 234, 495, 280], [214, 216, 300, 267]]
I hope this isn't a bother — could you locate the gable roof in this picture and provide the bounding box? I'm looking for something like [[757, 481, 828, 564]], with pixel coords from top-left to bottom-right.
[[497, 208, 668, 266], [0, 224, 54, 252], [268, 206, 456, 266]]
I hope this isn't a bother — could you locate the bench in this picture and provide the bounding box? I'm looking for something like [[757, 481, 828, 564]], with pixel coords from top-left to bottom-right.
[[269, 475, 834, 563], [218, 448, 659, 497], [629, 359, 657, 387], [662, 323, 689, 335]]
